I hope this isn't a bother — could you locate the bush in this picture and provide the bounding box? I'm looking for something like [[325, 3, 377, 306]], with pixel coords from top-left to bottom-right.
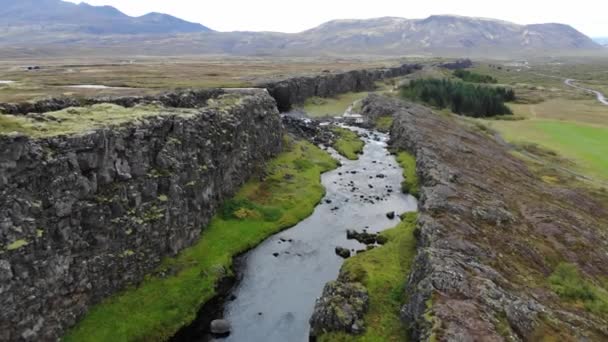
[[400, 78, 515, 118]]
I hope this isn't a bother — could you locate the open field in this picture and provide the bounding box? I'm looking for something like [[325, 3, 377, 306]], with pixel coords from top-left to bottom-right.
[[463, 58, 608, 186], [0, 56, 401, 103]]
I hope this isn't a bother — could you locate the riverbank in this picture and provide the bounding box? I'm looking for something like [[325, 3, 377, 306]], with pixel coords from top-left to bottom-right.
[[64, 138, 338, 341], [363, 94, 608, 340]]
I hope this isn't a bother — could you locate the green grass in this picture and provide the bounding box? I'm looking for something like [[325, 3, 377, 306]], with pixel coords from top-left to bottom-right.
[[549, 263, 608, 316], [302, 92, 369, 118], [319, 212, 418, 342], [484, 118, 608, 183], [395, 151, 420, 198], [332, 127, 364, 160], [63, 138, 338, 342], [374, 116, 394, 132]]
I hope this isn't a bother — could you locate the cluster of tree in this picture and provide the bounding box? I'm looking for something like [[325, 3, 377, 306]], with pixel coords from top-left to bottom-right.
[[453, 69, 497, 83], [400, 78, 516, 117]]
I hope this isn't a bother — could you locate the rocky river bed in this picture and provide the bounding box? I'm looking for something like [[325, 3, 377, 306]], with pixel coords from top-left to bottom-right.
[[206, 127, 417, 342]]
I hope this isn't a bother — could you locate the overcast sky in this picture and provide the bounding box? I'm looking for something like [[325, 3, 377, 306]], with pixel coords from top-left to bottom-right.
[[64, 0, 607, 37]]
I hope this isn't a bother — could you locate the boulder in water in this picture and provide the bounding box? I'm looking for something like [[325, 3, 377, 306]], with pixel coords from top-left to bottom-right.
[[210, 319, 231, 336]]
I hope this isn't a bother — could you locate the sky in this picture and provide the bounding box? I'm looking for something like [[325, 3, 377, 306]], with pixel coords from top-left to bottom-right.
[[64, 0, 607, 37]]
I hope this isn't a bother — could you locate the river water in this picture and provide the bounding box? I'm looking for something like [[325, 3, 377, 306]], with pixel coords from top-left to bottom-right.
[[217, 127, 417, 342]]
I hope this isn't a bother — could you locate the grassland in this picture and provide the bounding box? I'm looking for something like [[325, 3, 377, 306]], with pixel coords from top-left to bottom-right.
[[64, 138, 338, 342], [0, 57, 396, 103], [331, 127, 365, 160], [462, 59, 608, 186], [302, 92, 370, 118]]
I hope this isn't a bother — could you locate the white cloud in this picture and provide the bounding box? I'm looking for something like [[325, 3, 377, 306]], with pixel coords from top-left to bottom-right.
[[63, 0, 607, 37]]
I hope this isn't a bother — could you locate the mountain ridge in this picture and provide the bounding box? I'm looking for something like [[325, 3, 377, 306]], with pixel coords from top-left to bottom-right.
[[0, 2, 601, 57]]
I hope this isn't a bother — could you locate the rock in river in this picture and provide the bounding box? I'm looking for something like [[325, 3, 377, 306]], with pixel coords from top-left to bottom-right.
[[309, 281, 369, 337], [335, 247, 351, 259], [210, 319, 231, 336]]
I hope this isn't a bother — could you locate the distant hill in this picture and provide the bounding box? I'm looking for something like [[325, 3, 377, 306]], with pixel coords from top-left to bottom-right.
[[594, 37, 608, 47], [0, 4, 601, 57], [0, 0, 211, 35]]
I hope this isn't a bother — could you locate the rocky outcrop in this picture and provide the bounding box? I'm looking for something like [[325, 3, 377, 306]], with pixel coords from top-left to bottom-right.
[[264, 64, 420, 112], [438, 59, 473, 70], [309, 280, 369, 338], [362, 94, 608, 341], [0, 90, 283, 341], [0, 89, 225, 115]]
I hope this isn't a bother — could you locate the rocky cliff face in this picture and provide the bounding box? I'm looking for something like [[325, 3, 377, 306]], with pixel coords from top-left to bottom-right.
[[263, 64, 420, 112], [0, 90, 283, 341], [362, 95, 608, 341]]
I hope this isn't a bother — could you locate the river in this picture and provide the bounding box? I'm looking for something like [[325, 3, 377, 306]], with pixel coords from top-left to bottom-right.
[[212, 126, 417, 342]]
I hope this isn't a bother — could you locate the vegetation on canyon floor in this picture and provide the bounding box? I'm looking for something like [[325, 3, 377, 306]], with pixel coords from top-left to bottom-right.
[[453, 69, 497, 84], [331, 127, 365, 160], [395, 151, 420, 198], [373, 116, 394, 132], [64, 137, 338, 342], [319, 210, 418, 341], [302, 92, 370, 118], [549, 263, 608, 317]]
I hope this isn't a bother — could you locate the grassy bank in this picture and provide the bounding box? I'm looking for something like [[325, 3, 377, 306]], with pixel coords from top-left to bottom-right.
[[302, 92, 369, 118], [396, 151, 420, 198], [320, 212, 418, 342], [332, 127, 365, 160], [64, 138, 338, 342]]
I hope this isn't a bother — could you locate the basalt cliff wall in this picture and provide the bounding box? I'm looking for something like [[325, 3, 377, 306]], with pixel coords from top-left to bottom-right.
[[362, 94, 608, 341], [0, 90, 283, 341], [263, 63, 420, 112]]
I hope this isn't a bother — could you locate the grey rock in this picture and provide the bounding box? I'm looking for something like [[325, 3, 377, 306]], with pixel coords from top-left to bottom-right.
[[210, 319, 231, 335], [335, 247, 351, 259], [309, 281, 369, 337]]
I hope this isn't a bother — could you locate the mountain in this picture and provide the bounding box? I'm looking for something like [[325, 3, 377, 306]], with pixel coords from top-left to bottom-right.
[[594, 37, 608, 47], [0, 4, 601, 57], [288, 16, 600, 55], [0, 0, 211, 35]]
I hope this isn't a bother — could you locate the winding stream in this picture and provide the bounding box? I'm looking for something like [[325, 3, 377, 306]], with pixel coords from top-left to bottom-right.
[[216, 126, 417, 342]]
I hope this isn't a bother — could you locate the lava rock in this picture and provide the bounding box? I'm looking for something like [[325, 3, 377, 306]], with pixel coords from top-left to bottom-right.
[[386, 211, 396, 219], [335, 247, 351, 259], [309, 281, 369, 337]]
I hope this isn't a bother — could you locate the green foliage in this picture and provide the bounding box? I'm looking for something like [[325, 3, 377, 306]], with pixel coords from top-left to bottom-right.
[[374, 116, 394, 132], [453, 69, 497, 84], [400, 79, 515, 118], [549, 263, 608, 316], [395, 151, 420, 198], [320, 212, 418, 342], [63, 138, 338, 342], [332, 127, 364, 160]]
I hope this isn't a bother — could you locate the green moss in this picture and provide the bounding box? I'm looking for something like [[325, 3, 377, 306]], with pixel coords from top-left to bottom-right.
[[6, 239, 29, 251], [63, 138, 338, 342], [0, 103, 203, 138], [549, 263, 608, 316], [395, 152, 420, 198], [374, 116, 394, 132], [332, 127, 364, 160], [319, 212, 418, 342], [157, 195, 168, 202]]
